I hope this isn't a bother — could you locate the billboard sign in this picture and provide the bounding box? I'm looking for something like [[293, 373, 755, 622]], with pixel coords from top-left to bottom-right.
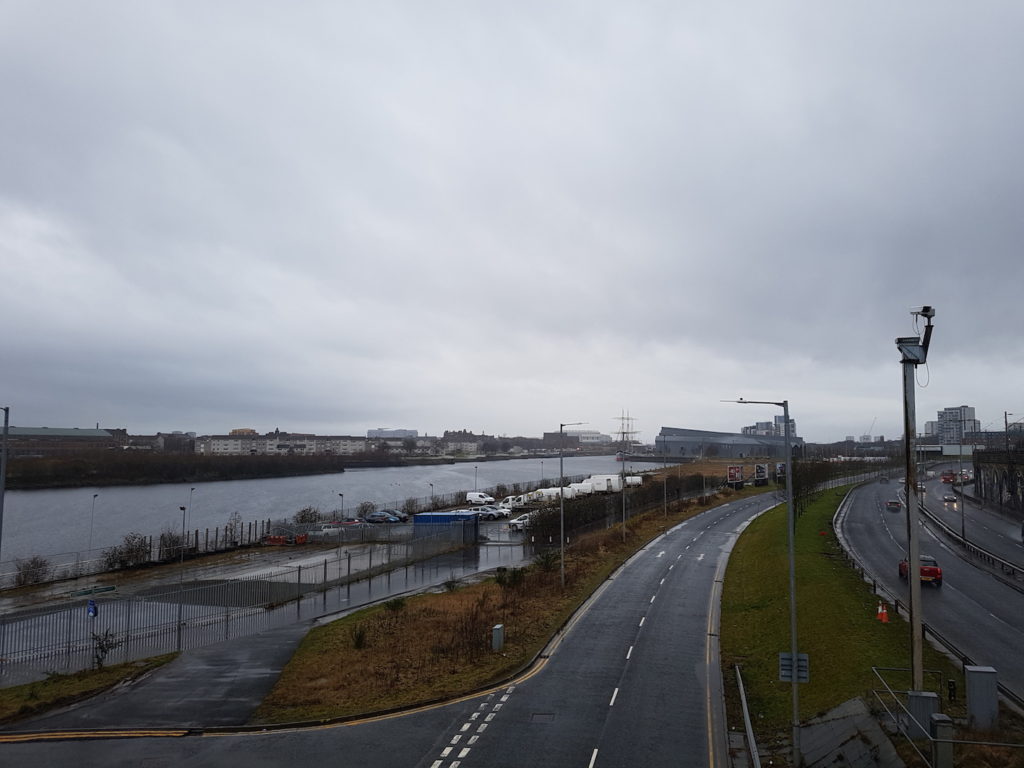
[[754, 464, 768, 481], [728, 465, 743, 483], [776, 462, 787, 478]]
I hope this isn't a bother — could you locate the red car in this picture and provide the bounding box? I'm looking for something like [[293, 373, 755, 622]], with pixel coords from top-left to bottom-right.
[[899, 555, 942, 586]]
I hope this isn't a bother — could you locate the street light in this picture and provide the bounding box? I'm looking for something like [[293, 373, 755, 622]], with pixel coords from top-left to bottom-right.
[[338, 493, 344, 517], [177, 504, 187, 651], [0, 406, 9, 574], [540, 460, 544, 484], [87, 493, 99, 559], [559, 421, 586, 589], [725, 397, 800, 763], [474, 465, 478, 491]]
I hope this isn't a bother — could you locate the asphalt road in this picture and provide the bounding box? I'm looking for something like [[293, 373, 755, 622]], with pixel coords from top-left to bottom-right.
[[839, 477, 1024, 700], [0, 494, 778, 768]]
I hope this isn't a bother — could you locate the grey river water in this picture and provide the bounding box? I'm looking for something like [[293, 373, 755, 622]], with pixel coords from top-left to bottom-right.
[[1, 455, 669, 567]]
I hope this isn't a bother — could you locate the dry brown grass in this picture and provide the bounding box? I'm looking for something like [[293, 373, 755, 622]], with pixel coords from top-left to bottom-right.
[[252, 492, 723, 724]]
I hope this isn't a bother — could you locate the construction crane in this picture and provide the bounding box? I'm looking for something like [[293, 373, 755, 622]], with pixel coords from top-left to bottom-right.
[[863, 417, 876, 442]]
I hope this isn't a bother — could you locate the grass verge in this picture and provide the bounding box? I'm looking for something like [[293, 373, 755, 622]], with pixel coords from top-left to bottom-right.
[[0, 654, 177, 725]]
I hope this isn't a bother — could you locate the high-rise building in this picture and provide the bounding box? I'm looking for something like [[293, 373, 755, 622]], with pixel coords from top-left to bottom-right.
[[936, 406, 980, 445]]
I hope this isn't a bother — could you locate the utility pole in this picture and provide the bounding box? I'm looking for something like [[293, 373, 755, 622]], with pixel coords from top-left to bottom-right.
[[897, 306, 935, 691]]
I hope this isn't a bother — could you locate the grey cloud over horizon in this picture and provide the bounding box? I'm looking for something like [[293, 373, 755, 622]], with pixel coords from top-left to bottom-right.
[[2, 2, 1023, 443]]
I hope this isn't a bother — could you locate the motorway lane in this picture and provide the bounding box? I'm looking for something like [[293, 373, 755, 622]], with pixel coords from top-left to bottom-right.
[[1, 494, 776, 767], [839, 481, 1024, 700]]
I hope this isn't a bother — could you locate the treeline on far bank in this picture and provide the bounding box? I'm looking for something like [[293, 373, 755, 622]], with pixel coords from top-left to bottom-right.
[[5, 450, 410, 489]]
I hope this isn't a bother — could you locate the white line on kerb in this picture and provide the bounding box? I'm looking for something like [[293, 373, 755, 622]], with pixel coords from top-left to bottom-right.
[[626, 645, 633, 659], [639, 616, 645, 627], [660, 578, 665, 585], [588, 748, 599, 768], [650, 595, 656, 604], [609, 688, 619, 706]]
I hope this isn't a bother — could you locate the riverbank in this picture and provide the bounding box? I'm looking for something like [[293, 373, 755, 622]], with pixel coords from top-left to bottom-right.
[[3, 451, 602, 490]]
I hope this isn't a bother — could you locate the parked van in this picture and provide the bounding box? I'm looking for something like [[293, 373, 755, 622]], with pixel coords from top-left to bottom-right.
[[466, 492, 495, 505]]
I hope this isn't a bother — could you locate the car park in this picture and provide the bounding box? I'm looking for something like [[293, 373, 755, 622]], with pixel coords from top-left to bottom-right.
[[466, 492, 496, 505], [380, 508, 409, 522]]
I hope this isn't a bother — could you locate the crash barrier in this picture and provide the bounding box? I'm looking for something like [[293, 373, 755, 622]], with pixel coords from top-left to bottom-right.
[[0, 522, 473, 688], [832, 488, 1024, 712]]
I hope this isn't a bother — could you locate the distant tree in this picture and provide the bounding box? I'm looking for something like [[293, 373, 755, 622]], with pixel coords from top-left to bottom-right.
[[402, 497, 420, 515], [357, 501, 376, 517], [293, 506, 321, 525], [402, 438, 417, 455], [103, 533, 151, 570], [482, 441, 499, 455]]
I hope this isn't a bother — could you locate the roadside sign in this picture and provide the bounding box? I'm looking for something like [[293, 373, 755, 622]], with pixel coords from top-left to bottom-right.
[[728, 465, 743, 483], [776, 462, 787, 478], [779, 652, 809, 683], [754, 464, 768, 481]]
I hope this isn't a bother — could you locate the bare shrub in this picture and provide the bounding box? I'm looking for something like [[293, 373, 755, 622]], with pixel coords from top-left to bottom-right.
[[158, 527, 185, 562], [401, 497, 420, 515], [91, 629, 121, 670], [357, 501, 376, 517], [102, 532, 151, 570], [15, 555, 52, 586]]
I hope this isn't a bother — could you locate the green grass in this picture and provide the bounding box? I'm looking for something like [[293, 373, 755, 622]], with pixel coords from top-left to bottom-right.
[[720, 486, 964, 733], [0, 654, 177, 725]]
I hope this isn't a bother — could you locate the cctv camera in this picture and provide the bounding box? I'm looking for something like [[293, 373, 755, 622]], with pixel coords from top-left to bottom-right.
[[910, 306, 935, 319]]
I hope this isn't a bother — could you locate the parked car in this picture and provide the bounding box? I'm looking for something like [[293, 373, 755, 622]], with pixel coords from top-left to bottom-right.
[[899, 554, 942, 586], [475, 505, 506, 520], [466, 492, 496, 505], [508, 512, 536, 532], [379, 508, 409, 522], [363, 511, 401, 524]]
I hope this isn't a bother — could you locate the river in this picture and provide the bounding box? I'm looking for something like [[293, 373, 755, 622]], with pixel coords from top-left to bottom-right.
[[0, 455, 672, 566]]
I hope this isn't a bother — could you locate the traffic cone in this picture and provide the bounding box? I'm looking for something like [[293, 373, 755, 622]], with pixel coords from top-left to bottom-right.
[[876, 601, 889, 623]]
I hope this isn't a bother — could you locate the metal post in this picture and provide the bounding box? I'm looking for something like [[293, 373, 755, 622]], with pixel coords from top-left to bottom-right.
[[0, 406, 8, 573], [783, 400, 800, 764], [897, 307, 934, 691], [176, 504, 186, 652], [559, 421, 584, 589], [959, 412, 965, 541], [87, 493, 99, 559]]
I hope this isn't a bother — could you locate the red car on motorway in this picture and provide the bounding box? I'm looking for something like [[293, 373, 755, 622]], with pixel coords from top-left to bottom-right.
[[899, 554, 942, 586]]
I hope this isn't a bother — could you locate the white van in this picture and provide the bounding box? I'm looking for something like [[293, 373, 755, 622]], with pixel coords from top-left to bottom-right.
[[466, 492, 495, 505]]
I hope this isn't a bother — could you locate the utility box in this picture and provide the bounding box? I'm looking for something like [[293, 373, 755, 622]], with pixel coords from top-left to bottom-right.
[[965, 666, 998, 730], [906, 691, 939, 740], [492, 624, 505, 652]]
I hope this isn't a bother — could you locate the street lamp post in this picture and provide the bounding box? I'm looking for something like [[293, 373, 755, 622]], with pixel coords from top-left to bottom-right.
[[559, 421, 585, 589], [176, 504, 187, 651], [338, 493, 344, 517], [726, 397, 800, 764], [540, 460, 544, 484], [0, 406, 9, 574], [87, 493, 99, 563], [474, 465, 478, 491]]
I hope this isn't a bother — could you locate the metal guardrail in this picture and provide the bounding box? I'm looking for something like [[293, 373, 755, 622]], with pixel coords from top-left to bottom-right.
[[832, 486, 1024, 711], [916, 497, 1023, 585], [734, 665, 761, 768]]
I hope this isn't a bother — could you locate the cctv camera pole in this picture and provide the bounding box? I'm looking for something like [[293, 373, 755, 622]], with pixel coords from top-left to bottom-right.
[[897, 307, 934, 690]]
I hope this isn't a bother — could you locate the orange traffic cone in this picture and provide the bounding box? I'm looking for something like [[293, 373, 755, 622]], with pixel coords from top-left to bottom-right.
[[876, 601, 889, 623]]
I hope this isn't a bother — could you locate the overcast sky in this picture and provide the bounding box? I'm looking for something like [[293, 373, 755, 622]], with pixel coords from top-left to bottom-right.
[[2, 2, 1023, 444]]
